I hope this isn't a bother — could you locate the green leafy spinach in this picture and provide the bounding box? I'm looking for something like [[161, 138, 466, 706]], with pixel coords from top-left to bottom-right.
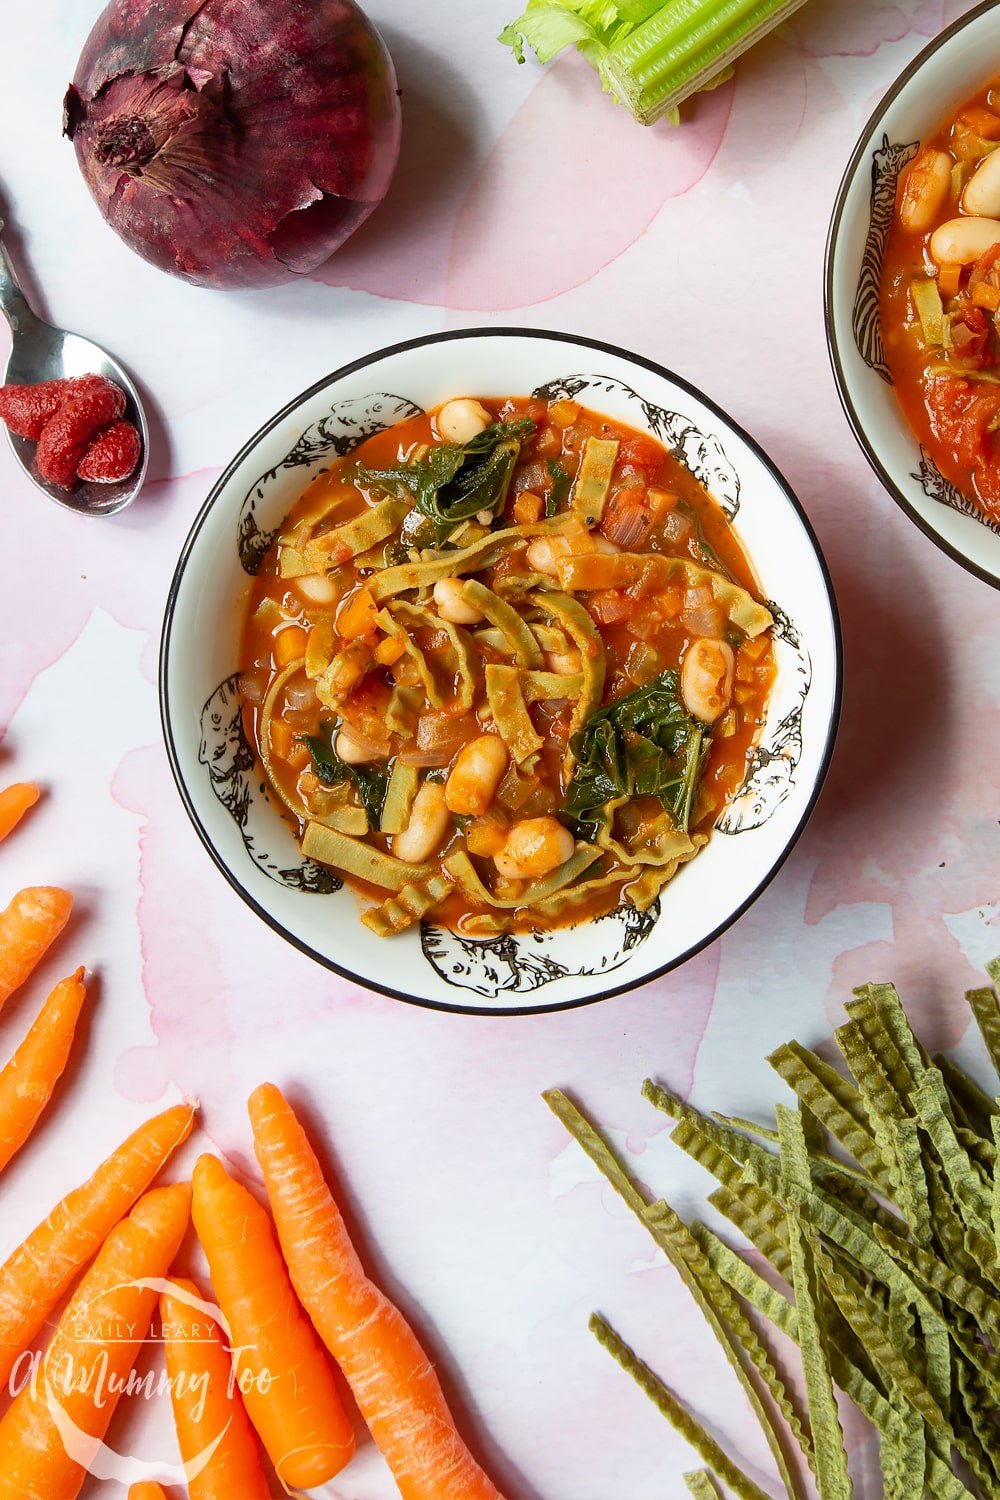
[[565, 669, 709, 836], [298, 729, 390, 827], [356, 418, 536, 541]]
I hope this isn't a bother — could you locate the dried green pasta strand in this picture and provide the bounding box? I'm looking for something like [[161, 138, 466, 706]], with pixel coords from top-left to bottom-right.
[[710, 1114, 881, 1195], [808, 1236, 950, 1438], [864, 982, 930, 1093], [301, 821, 431, 891], [691, 1223, 798, 1336], [882, 1382, 925, 1500], [845, 989, 916, 1114], [873, 1222, 1000, 1340], [775, 1107, 853, 1500], [922, 1155, 989, 1287], [954, 1357, 1000, 1494], [835, 1021, 905, 1181], [890, 1116, 933, 1249], [914, 1079, 993, 1241], [977, 962, 1000, 1071], [708, 1184, 793, 1283], [644, 1082, 783, 1194], [459, 579, 542, 668], [766, 1043, 883, 1186], [642, 1201, 812, 1494], [589, 1315, 774, 1500], [684, 1473, 724, 1500], [522, 670, 584, 702], [542, 1089, 646, 1215], [993, 1115, 1000, 1257], [933, 1052, 999, 1134]]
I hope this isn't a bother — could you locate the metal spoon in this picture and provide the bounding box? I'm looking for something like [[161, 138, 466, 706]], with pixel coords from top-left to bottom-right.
[[0, 215, 148, 516]]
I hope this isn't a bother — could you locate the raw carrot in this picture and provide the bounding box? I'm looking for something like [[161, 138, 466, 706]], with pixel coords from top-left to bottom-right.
[[0, 968, 87, 1176], [0, 1101, 196, 1392], [191, 1154, 355, 1489], [248, 1084, 506, 1500], [128, 1486, 170, 1500], [161, 1277, 271, 1500], [0, 1183, 191, 1500], [0, 887, 73, 1013], [0, 786, 39, 847]]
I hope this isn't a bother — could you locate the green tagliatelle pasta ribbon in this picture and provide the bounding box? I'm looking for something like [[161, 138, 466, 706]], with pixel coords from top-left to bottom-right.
[[387, 599, 477, 713], [459, 578, 542, 667], [367, 514, 570, 601], [301, 821, 432, 892], [444, 846, 600, 910]]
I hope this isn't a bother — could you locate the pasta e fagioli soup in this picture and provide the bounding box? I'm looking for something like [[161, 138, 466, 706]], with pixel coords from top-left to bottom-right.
[[237, 394, 775, 938]]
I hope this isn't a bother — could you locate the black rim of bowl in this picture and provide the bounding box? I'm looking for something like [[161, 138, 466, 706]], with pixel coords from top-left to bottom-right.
[[824, 0, 1000, 593], [159, 326, 843, 1018]]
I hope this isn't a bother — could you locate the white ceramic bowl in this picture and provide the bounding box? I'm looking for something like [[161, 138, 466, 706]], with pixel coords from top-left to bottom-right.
[[160, 328, 841, 1015], [827, 0, 1000, 588]]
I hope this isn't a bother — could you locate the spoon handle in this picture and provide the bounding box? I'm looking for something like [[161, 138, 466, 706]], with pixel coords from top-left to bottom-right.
[[0, 217, 37, 337]]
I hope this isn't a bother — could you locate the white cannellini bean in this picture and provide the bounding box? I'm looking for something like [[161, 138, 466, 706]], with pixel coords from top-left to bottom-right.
[[445, 735, 508, 816], [433, 577, 485, 625], [545, 648, 582, 676], [526, 537, 571, 576], [436, 399, 492, 445], [898, 148, 953, 232], [929, 216, 1000, 267], [335, 728, 388, 765], [494, 817, 575, 881], [394, 781, 451, 864], [680, 639, 735, 725], [295, 573, 337, 605], [964, 148, 1000, 217]]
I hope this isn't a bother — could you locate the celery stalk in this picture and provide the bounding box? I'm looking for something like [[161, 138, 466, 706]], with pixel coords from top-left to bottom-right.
[[600, 0, 811, 124], [500, 0, 812, 126]]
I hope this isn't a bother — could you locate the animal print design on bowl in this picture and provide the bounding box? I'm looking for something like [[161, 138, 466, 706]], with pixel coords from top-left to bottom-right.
[[237, 393, 424, 574], [421, 899, 660, 1000], [718, 601, 811, 835], [912, 446, 1000, 537], [532, 373, 741, 519], [853, 135, 919, 382], [199, 675, 341, 894]]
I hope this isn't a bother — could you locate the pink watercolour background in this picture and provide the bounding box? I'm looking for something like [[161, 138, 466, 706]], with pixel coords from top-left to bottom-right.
[[0, 0, 999, 1494]]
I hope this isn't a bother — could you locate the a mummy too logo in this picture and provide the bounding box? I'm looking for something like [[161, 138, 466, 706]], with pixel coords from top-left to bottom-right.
[[8, 1279, 271, 1484]]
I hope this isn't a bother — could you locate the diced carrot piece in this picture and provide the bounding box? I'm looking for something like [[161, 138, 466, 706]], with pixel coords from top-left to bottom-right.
[[513, 491, 544, 525], [337, 588, 378, 641], [647, 486, 679, 519], [961, 105, 1000, 140], [287, 743, 312, 773], [268, 719, 294, 760], [467, 816, 508, 858], [274, 625, 308, 667], [938, 263, 963, 300], [549, 400, 580, 427], [374, 636, 406, 667], [973, 281, 1000, 312]]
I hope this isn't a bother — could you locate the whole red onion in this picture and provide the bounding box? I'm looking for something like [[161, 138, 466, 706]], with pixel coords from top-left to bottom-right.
[[64, 0, 401, 289]]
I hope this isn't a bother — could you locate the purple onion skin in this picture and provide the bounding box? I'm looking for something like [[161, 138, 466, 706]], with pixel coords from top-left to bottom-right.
[[64, 0, 402, 289]]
